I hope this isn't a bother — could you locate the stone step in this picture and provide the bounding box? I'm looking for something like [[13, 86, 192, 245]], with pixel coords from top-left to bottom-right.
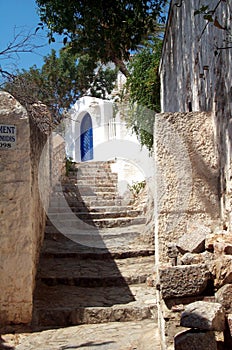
[[63, 184, 118, 192], [37, 256, 154, 287], [75, 178, 118, 186], [80, 216, 146, 228], [49, 196, 124, 207], [76, 162, 115, 169], [68, 173, 118, 181], [59, 184, 118, 192], [76, 167, 117, 175], [67, 193, 120, 200], [61, 189, 118, 197], [41, 229, 154, 259], [69, 188, 118, 196], [46, 216, 146, 229], [11, 320, 161, 350], [32, 283, 157, 327], [47, 209, 143, 220], [75, 160, 115, 168], [44, 224, 146, 248], [48, 205, 138, 214]]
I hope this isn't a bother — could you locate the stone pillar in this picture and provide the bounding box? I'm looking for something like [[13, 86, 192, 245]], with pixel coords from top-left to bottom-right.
[[0, 92, 35, 324], [154, 111, 219, 264], [154, 111, 220, 349]]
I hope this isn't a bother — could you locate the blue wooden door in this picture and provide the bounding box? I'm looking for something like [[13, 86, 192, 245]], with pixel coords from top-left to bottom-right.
[[80, 113, 93, 161]]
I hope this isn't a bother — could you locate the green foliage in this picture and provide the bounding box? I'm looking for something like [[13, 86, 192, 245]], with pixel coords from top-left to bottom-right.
[[65, 156, 75, 176], [3, 49, 117, 120], [128, 180, 146, 197], [89, 66, 118, 99], [36, 0, 168, 74], [125, 39, 163, 151]]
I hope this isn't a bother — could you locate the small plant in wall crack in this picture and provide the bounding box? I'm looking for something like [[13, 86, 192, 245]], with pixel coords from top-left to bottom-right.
[[128, 180, 146, 198], [65, 156, 75, 176]]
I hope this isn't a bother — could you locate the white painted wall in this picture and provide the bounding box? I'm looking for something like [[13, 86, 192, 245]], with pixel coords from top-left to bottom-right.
[[65, 95, 151, 192]]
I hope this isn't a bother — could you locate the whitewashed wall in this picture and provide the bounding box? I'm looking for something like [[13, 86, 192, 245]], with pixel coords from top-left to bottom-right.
[[65, 96, 148, 190], [65, 96, 113, 162]]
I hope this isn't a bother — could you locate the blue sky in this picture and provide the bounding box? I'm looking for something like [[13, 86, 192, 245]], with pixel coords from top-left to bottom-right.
[[0, 0, 63, 74]]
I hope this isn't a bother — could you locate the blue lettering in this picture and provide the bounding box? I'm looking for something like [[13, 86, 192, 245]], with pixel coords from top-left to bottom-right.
[[0, 125, 16, 134]]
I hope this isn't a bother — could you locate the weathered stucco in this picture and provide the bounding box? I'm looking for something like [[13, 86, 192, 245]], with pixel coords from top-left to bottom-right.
[[154, 111, 219, 263], [160, 0, 232, 229], [0, 92, 65, 325]]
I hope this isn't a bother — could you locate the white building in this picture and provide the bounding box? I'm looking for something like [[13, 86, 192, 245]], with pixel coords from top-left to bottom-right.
[[65, 72, 152, 192]]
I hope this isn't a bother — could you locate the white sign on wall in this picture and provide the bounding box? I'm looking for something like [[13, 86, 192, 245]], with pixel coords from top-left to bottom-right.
[[0, 124, 17, 149]]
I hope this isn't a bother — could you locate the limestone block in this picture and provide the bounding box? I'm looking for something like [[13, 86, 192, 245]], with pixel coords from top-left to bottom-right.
[[159, 264, 210, 299], [180, 301, 225, 331], [205, 232, 232, 251], [215, 284, 232, 313], [214, 242, 227, 256], [154, 112, 219, 264], [225, 314, 232, 348], [227, 314, 232, 336], [176, 230, 206, 254], [180, 251, 214, 265], [174, 330, 217, 350], [180, 252, 203, 265], [167, 242, 179, 258], [213, 256, 232, 288]]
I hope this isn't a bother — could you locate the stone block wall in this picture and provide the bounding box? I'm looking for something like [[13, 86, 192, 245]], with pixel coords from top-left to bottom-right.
[[154, 111, 219, 264], [0, 92, 65, 325]]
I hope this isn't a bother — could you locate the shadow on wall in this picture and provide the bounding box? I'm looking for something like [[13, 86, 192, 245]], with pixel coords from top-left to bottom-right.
[[214, 52, 232, 225], [186, 139, 219, 218]]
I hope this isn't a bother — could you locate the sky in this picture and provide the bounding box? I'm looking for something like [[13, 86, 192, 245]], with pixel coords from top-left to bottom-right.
[[0, 0, 63, 75]]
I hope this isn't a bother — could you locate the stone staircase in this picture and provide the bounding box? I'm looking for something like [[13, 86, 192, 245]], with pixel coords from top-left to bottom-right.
[[32, 161, 156, 328]]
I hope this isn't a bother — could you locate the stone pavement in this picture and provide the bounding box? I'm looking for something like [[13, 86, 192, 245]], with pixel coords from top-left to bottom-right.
[[1, 320, 160, 350]]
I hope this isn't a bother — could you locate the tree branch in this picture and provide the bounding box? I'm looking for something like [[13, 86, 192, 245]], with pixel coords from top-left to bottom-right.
[[0, 27, 46, 78], [111, 57, 129, 77]]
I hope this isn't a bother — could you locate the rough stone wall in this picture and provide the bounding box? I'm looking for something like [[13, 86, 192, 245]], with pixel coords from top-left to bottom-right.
[[154, 111, 219, 263], [154, 111, 220, 350], [52, 132, 66, 187], [29, 107, 51, 279], [0, 92, 34, 324], [0, 92, 65, 325], [160, 0, 232, 229]]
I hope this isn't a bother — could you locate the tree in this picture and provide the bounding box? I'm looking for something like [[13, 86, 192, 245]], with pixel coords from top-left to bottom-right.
[[3, 48, 117, 120], [36, 0, 168, 75], [124, 38, 162, 151]]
